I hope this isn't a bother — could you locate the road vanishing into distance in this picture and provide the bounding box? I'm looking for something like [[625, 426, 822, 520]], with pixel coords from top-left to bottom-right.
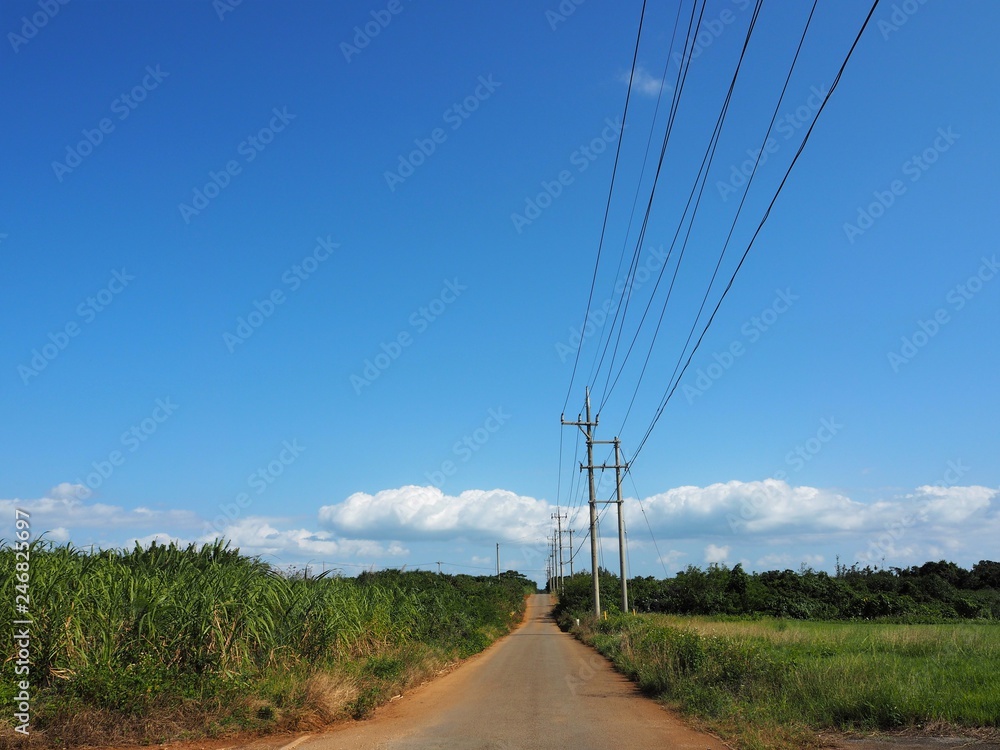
[[297, 594, 729, 750]]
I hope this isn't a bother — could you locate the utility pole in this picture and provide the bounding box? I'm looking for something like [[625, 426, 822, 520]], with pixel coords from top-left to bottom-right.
[[562, 387, 600, 618], [550, 535, 557, 592], [552, 512, 566, 592], [568, 528, 574, 576], [614, 439, 628, 613], [496, 542, 500, 577], [436, 561, 442, 575], [593, 437, 629, 613]]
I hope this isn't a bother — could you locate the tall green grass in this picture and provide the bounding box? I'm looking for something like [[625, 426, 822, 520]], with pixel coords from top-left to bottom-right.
[[0, 540, 532, 746], [571, 613, 1000, 750]]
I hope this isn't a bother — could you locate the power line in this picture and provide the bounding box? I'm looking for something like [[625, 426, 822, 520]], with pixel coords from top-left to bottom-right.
[[598, 0, 765, 415], [627, 0, 882, 469], [560, 1, 879, 586], [609, 0, 818, 436], [585, 0, 688, 392], [563, 0, 649, 415], [587, 0, 709, 407]]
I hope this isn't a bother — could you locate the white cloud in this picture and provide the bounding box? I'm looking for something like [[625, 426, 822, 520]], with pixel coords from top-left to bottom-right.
[[48, 527, 70, 543], [626, 479, 999, 539], [199, 517, 408, 560], [2, 486, 406, 565], [0, 484, 200, 535], [705, 544, 730, 564], [319, 485, 551, 542], [6, 480, 996, 575], [658, 549, 686, 567], [912, 484, 994, 524], [618, 65, 667, 97]]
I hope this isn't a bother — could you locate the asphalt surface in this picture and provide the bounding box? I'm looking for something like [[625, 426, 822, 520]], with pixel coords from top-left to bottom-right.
[[298, 593, 729, 750]]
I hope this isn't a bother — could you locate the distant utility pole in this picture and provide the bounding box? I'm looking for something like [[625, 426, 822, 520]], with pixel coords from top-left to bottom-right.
[[552, 511, 566, 592], [593, 437, 629, 613], [496, 542, 500, 577], [562, 387, 601, 618], [568, 528, 574, 576], [549, 535, 556, 592], [436, 561, 442, 575]]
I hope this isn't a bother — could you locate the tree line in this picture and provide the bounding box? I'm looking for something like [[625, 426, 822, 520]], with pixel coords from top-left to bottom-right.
[[555, 560, 1000, 620]]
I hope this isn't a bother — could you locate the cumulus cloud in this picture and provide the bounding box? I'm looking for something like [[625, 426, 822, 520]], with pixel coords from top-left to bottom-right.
[[2, 486, 406, 565], [319, 485, 551, 541], [0, 483, 200, 535], [625, 479, 998, 538], [911, 484, 994, 524], [7, 479, 996, 573], [705, 544, 730, 564], [199, 517, 407, 560]]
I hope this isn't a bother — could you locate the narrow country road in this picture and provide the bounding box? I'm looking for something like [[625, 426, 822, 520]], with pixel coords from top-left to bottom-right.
[[299, 594, 729, 750]]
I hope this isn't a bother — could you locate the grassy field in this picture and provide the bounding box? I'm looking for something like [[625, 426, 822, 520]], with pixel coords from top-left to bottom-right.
[[573, 613, 1000, 750], [0, 540, 533, 748]]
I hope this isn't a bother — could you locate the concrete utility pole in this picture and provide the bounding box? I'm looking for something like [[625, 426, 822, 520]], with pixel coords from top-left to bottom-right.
[[568, 528, 574, 575], [614, 439, 628, 613], [593, 437, 629, 613], [552, 512, 566, 592], [496, 542, 500, 577], [562, 387, 601, 618]]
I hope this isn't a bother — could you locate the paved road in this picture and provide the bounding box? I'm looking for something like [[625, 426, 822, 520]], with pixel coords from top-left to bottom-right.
[[300, 594, 729, 750]]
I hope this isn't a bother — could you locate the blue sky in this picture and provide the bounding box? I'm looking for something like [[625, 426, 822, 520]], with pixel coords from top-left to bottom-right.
[[2, 0, 997, 584]]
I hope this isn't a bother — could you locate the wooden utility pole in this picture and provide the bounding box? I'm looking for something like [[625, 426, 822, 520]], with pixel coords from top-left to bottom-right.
[[562, 387, 600, 618]]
